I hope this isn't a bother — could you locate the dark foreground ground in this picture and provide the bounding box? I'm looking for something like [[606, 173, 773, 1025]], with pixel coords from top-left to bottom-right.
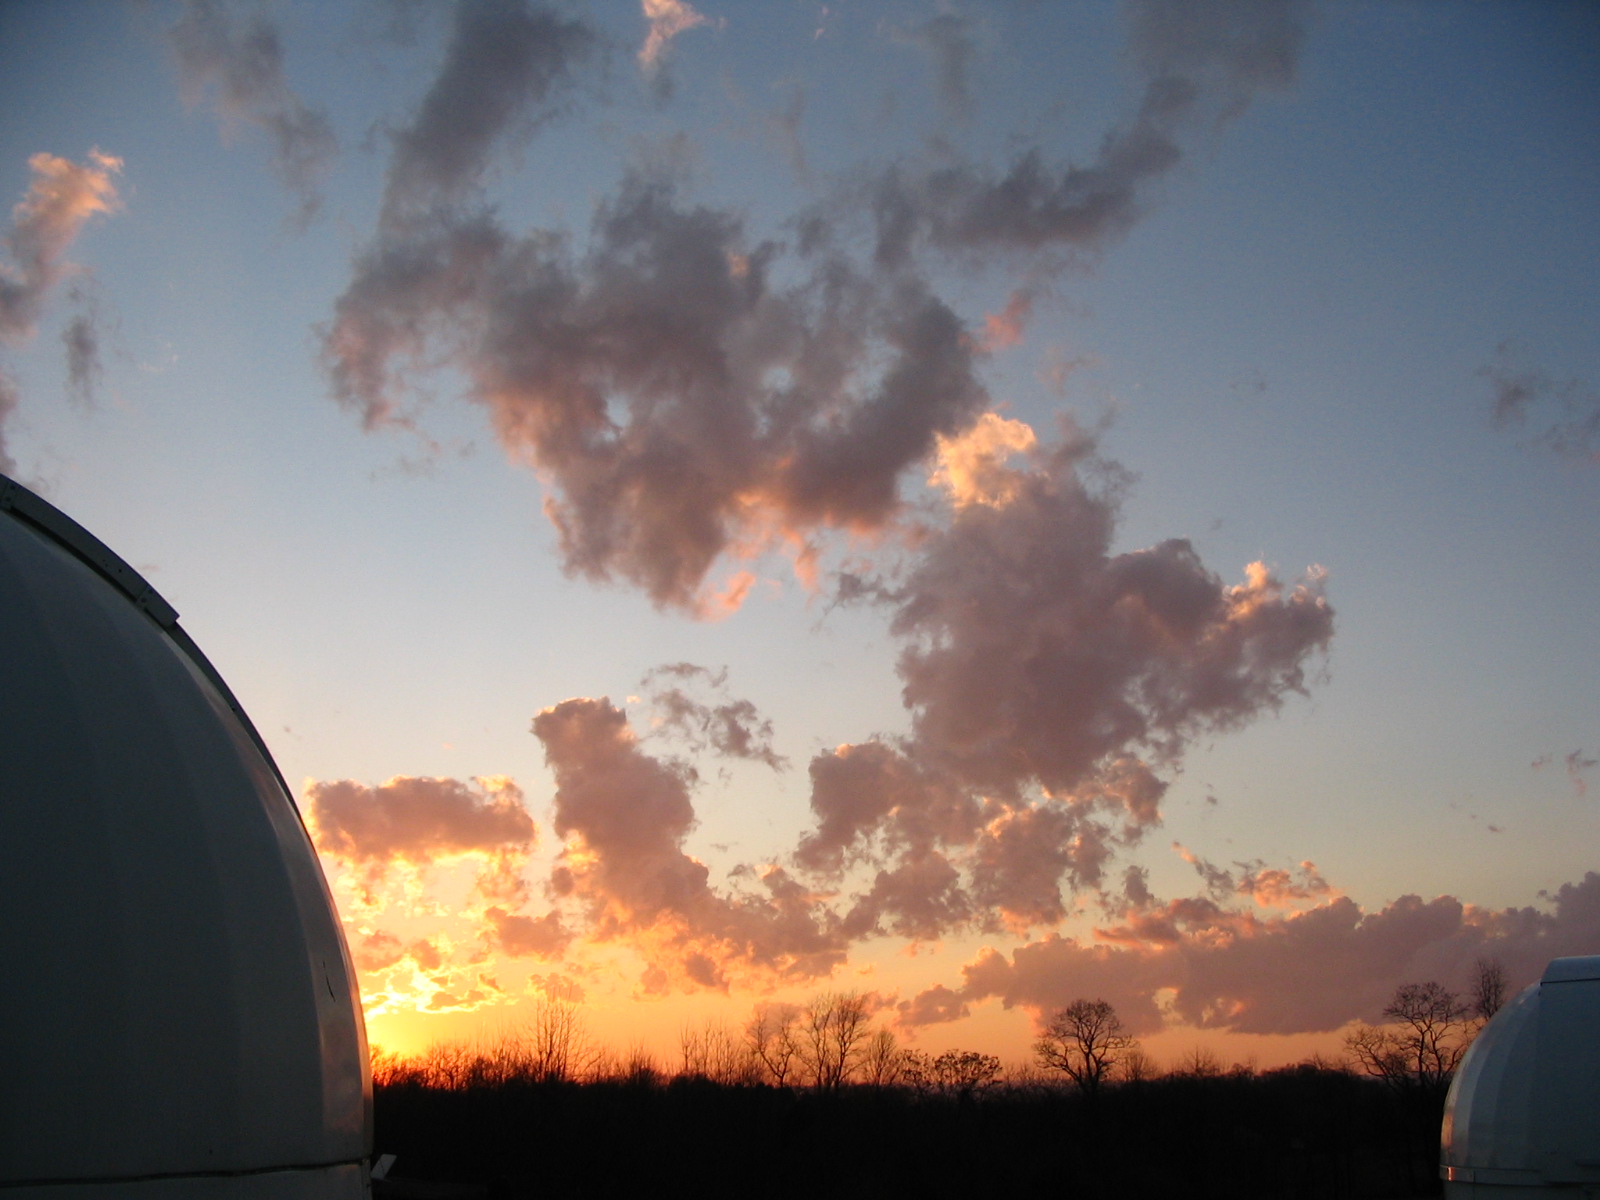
[[373, 1066, 1447, 1199]]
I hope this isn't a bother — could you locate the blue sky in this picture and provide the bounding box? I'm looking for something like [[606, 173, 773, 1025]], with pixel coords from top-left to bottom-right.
[[3, 0, 1597, 1065]]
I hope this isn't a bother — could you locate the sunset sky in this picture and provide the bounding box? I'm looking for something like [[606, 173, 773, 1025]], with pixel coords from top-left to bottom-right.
[[3, 0, 1597, 1071]]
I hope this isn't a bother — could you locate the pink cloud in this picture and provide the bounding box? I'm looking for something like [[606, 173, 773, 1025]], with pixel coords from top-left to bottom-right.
[[1, 149, 121, 342]]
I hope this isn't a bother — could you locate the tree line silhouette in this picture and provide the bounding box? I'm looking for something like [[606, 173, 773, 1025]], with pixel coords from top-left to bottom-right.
[[372, 965, 1508, 1198]]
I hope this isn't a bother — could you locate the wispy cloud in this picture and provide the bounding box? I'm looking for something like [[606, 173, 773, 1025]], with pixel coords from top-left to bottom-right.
[[867, 0, 1307, 266], [1482, 342, 1600, 465], [0, 149, 122, 342], [377, 0, 596, 229], [0, 148, 122, 471], [641, 663, 788, 770], [893, 9, 982, 119], [169, 0, 336, 227]]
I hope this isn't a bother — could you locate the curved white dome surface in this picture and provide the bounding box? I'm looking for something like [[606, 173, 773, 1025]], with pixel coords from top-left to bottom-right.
[[1442, 956, 1600, 1197], [0, 477, 371, 1197]]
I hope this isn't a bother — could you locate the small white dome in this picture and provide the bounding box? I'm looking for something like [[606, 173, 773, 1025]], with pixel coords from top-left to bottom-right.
[[1442, 956, 1600, 1197], [0, 476, 370, 1197]]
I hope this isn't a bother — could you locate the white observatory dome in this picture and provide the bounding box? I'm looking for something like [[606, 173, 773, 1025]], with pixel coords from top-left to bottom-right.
[[1441, 956, 1600, 1198], [0, 476, 371, 1197]]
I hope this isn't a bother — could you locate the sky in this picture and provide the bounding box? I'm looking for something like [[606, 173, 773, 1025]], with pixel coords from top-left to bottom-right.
[[3, 0, 1598, 1071]]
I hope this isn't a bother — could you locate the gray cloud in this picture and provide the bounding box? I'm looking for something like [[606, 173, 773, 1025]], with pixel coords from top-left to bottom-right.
[[62, 309, 100, 405], [1482, 345, 1600, 465], [641, 663, 787, 769], [324, 164, 990, 610], [888, 426, 1332, 799], [788, 419, 1331, 940], [906, 870, 1600, 1037], [0, 372, 18, 475], [896, 10, 981, 119], [169, 0, 336, 227], [378, 0, 596, 229], [867, 0, 1306, 266], [324, 0, 1308, 616]]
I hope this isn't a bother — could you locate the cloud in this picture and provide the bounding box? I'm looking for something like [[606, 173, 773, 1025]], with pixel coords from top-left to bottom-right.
[[378, 0, 596, 228], [532, 696, 844, 990], [978, 289, 1032, 352], [0, 148, 122, 470], [641, 663, 787, 769], [795, 739, 978, 876], [484, 906, 573, 958], [639, 0, 711, 78], [867, 0, 1306, 266], [1532, 748, 1598, 798], [926, 411, 1037, 509], [1176, 845, 1333, 907], [895, 423, 1333, 798], [895, 10, 981, 118], [62, 308, 101, 405], [897, 982, 969, 1027], [324, 163, 992, 612], [351, 928, 405, 972], [305, 773, 537, 904], [0, 149, 121, 343], [906, 869, 1600, 1037], [1567, 750, 1597, 798], [0, 372, 18, 475], [787, 418, 1331, 939], [1482, 345, 1600, 465], [168, 0, 336, 226], [324, 1, 1308, 617]]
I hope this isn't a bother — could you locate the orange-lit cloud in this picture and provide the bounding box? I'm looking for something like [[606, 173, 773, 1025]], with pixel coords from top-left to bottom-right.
[[305, 773, 537, 905], [639, 0, 710, 71], [484, 906, 572, 959], [927, 411, 1037, 509]]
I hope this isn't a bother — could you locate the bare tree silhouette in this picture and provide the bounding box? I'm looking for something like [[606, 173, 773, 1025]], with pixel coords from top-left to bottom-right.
[[1034, 999, 1136, 1096], [1470, 956, 1508, 1023], [1345, 980, 1470, 1094], [744, 1002, 802, 1086], [679, 1019, 760, 1084], [799, 991, 871, 1090], [859, 1028, 907, 1088]]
